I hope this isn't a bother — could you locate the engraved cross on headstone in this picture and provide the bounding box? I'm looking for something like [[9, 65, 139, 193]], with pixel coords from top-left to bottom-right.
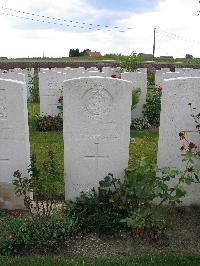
[[84, 142, 109, 180]]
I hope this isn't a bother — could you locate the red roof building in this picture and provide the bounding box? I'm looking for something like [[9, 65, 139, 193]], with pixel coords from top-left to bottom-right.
[[86, 51, 102, 57]]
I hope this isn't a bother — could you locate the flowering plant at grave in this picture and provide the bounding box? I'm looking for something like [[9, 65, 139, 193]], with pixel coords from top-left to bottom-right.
[[111, 74, 117, 78], [158, 103, 200, 205], [57, 95, 63, 116], [177, 103, 200, 184], [12, 151, 61, 219]]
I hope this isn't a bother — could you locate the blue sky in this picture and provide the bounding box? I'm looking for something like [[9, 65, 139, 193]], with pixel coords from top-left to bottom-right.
[[87, 0, 158, 12]]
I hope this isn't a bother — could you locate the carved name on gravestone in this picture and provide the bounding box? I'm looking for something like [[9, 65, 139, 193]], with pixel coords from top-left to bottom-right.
[[63, 77, 132, 200], [0, 79, 30, 209], [157, 77, 200, 205]]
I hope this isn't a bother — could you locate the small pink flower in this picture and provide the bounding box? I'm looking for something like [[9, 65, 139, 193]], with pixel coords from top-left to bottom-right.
[[58, 96, 63, 103], [8, 232, 14, 239]]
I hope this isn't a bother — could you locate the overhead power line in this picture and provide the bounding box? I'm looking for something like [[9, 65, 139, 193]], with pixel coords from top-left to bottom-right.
[[0, 6, 132, 33], [156, 28, 200, 45]]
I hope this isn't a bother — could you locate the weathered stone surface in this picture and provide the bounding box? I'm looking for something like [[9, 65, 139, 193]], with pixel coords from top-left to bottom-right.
[[0, 79, 30, 209], [121, 69, 147, 119], [63, 77, 132, 200], [157, 77, 200, 205], [39, 71, 66, 116]]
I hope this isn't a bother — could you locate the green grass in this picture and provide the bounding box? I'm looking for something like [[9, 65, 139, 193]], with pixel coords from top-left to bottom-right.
[[129, 130, 158, 169], [0, 253, 200, 266], [28, 103, 159, 196]]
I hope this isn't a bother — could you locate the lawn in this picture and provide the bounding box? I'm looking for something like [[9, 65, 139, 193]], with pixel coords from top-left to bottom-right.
[[28, 103, 158, 197], [1, 253, 200, 266]]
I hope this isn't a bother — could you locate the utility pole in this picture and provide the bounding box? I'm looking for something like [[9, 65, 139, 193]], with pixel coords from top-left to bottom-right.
[[153, 27, 156, 58]]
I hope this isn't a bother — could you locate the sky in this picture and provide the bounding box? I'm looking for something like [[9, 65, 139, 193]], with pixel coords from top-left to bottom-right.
[[0, 0, 199, 58]]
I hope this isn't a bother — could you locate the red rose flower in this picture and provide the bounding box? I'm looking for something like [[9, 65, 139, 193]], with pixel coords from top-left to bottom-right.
[[188, 142, 197, 150], [179, 131, 186, 140], [131, 228, 141, 237], [8, 232, 14, 239], [196, 113, 200, 119], [111, 74, 117, 78], [58, 96, 63, 103], [8, 210, 18, 217]]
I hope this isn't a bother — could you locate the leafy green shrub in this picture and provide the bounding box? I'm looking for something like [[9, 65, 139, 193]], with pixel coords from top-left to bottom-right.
[[120, 52, 141, 72], [0, 213, 78, 255], [13, 151, 63, 218], [131, 117, 150, 130], [31, 69, 39, 103], [36, 115, 63, 131], [143, 86, 162, 126], [132, 88, 141, 110], [68, 174, 127, 234]]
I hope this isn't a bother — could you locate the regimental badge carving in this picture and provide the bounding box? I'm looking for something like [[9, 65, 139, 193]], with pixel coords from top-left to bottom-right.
[[0, 90, 7, 119], [82, 85, 113, 120]]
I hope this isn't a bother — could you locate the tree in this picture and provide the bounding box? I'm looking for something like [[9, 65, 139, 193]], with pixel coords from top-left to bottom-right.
[[69, 48, 80, 57]]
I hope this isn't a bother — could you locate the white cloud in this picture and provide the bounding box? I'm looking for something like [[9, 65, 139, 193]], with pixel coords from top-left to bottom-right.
[[0, 0, 199, 58]]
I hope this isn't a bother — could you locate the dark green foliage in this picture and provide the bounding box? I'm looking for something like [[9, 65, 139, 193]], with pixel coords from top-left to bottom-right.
[[132, 88, 141, 110], [68, 174, 127, 234], [69, 48, 80, 57], [36, 115, 63, 132], [143, 87, 162, 126], [31, 68, 40, 103], [131, 117, 150, 130], [0, 213, 78, 255]]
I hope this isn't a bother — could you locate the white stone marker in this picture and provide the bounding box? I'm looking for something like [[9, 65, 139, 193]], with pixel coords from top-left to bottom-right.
[[157, 77, 200, 205], [63, 77, 132, 200], [39, 71, 66, 116], [0, 79, 30, 209], [157, 70, 200, 89], [155, 68, 171, 87], [0, 72, 25, 82], [121, 69, 147, 119]]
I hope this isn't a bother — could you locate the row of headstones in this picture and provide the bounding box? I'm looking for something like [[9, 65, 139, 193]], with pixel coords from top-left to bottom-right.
[[0, 71, 200, 209], [0, 68, 34, 99], [39, 67, 148, 120], [39, 66, 200, 121]]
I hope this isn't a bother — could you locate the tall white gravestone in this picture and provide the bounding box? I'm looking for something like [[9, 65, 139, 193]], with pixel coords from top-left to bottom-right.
[[157, 77, 200, 205], [121, 69, 147, 119], [63, 77, 132, 200], [39, 71, 66, 116], [0, 79, 30, 209]]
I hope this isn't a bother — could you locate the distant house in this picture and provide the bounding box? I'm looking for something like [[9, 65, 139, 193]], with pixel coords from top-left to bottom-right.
[[137, 53, 153, 59], [185, 54, 193, 59], [159, 55, 174, 59], [86, 51, 102, 57]]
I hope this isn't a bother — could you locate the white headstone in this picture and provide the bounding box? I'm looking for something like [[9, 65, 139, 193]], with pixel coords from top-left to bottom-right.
[[157, 77, 200, 205], [0, 72, 25, 83], [102, 67, 113, 77], [0, 79, 30, 209], [155, 68, 171, 88], [39, 71, 66, 116], [63, 77, 132, 200], [121, 69, 147, 119]]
